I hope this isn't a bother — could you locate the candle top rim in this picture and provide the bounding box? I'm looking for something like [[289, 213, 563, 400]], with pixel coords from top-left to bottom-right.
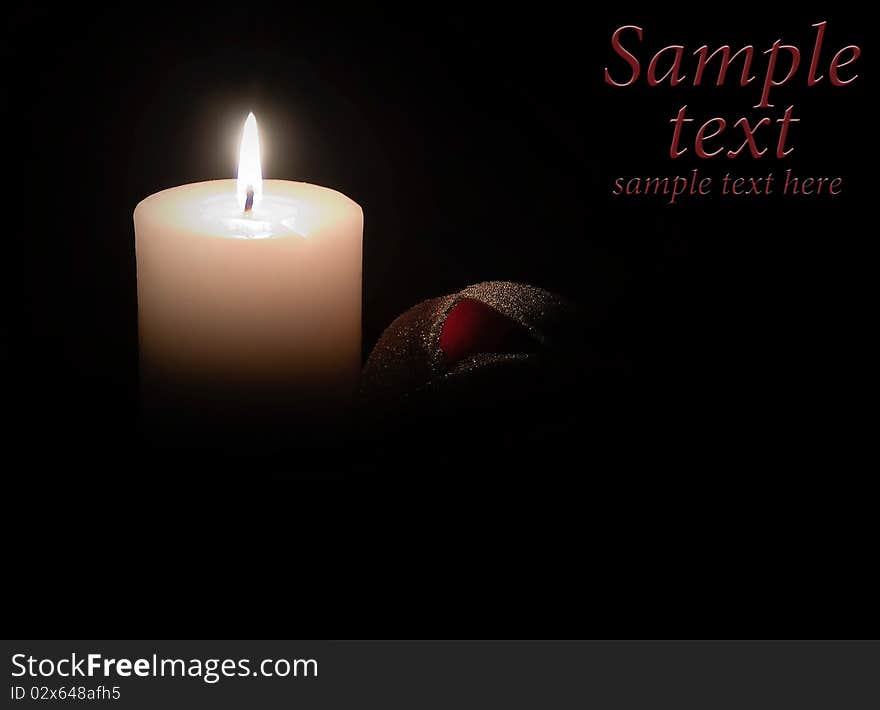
[[135, 178, 362, 214], [134, 178, 363, 241]]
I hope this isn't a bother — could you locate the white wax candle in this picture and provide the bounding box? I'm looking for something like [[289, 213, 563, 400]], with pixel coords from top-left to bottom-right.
[[134, 115, 362, 421]]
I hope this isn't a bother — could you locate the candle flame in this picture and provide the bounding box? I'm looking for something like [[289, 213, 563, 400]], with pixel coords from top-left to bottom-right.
[[237, 112, 263, 212]]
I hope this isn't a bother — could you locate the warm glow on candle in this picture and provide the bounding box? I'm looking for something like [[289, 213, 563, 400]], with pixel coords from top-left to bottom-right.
[[135, 114, 363, 427], [237, 112, 263, 212]]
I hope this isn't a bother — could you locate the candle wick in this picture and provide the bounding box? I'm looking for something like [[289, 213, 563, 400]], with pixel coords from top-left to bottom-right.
[[244, 186, 255, 213]]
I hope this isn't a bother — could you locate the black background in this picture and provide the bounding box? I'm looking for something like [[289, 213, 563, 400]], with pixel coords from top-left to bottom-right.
[[3, 3, 874, 639]]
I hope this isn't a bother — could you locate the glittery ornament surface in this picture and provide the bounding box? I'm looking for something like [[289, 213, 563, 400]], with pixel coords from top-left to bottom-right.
[[361, 281, 573, 403]]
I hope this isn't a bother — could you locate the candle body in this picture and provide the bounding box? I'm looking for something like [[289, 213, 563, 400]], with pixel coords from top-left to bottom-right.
[[135, 179, 362, 428]]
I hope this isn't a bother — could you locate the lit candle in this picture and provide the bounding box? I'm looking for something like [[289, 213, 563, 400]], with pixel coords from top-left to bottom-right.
[[135, 113, 363, 429]]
